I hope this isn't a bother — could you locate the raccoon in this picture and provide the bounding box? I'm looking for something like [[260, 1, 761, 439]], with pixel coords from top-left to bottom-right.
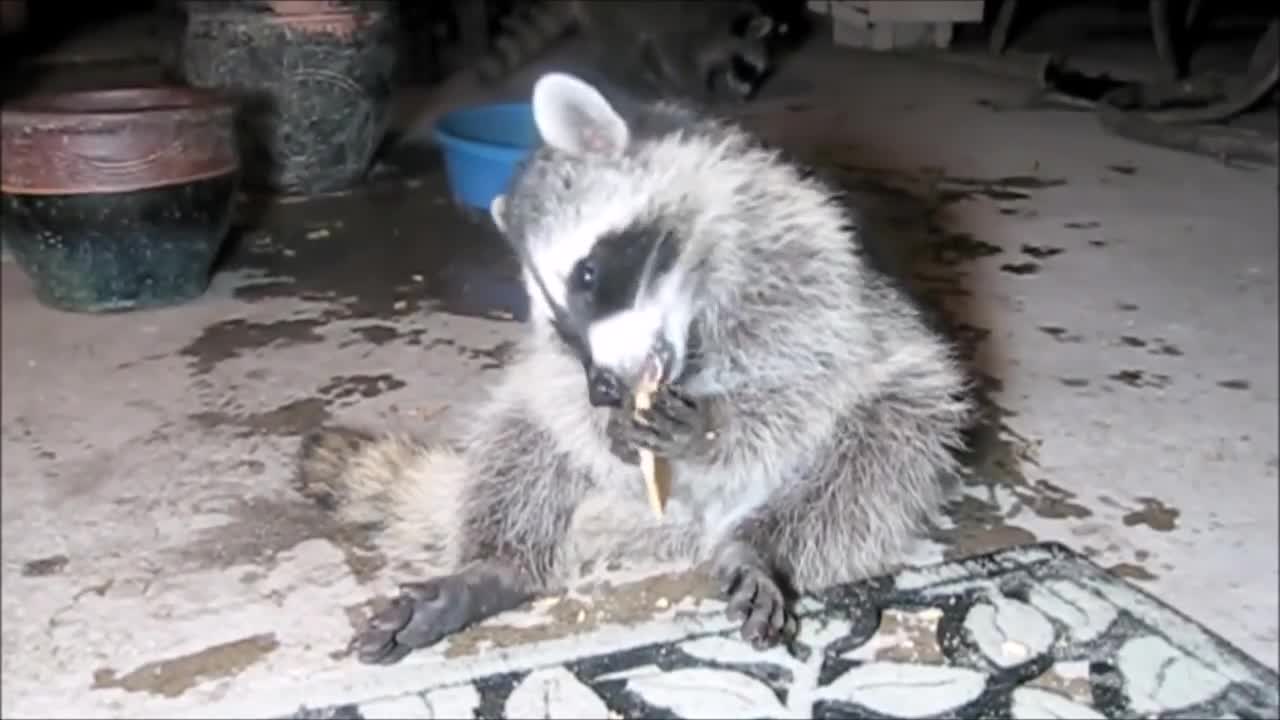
[[295, 72, 976, 665], [474, 0, 784, 103]]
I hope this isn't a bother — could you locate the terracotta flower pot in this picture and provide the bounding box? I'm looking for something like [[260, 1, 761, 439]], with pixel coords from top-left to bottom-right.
[[180, 0, 398, 196], [1, 86, 239, 313]]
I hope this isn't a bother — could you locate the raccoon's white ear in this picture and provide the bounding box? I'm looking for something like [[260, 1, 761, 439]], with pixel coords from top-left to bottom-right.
[[532, 72, 629, 158], [490, 194, 507, 233]]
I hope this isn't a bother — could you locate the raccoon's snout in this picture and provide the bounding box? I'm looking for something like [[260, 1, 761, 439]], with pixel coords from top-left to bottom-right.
[[586, 337, 677, 408], [587, 366, 625, 408]]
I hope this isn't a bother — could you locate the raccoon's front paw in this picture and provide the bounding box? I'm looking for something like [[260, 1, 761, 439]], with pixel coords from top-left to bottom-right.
[[623, 384, 714, 461], [356, 565, 534, 665], [605, 411, 641, 466], [356, 577, 471, 664], [717, 562, 794, 651]]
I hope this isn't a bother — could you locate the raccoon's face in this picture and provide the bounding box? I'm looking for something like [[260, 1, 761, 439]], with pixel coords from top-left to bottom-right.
[[490, 73, 700, 408]]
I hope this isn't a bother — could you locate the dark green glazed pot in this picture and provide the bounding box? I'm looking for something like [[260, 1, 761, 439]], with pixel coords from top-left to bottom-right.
[[1, 86, 239, 313], [181, 0, 397, 197]]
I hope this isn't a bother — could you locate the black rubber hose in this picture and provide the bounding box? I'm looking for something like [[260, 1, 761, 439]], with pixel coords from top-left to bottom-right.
[[1041, 18, 1279, 166]]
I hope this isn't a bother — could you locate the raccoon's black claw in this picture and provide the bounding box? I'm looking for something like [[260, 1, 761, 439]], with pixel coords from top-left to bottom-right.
[[628, 385, 712, 460], [718, 563, 791, 651], [355, 577, 469, 664], [354, 596, 414, 664], [355, 566, 535, 664]]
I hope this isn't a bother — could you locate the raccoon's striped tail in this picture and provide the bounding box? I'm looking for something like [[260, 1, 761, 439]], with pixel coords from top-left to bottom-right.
[[474, 1, 578, 84], [294, 426, 467, 569]]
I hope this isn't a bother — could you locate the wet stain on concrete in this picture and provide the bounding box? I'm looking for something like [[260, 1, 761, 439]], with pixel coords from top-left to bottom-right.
[[1039, 325, 1084, 343], [949, 322, 992, 359], [190, 397, 332, 439], [92, 633, 279, 698], [1011, 479, 1094, 520], [461, 339, 518, 370], [999, 261, 1040, 276], [218, 176, 529, 325], [1117, 336, 1183, 356], [927, 232, 1003, 266], [1020, 244, 1064, 259], [1148, 340, 1183, 357], [115, 352, 173, 371], [389, 336, 521, 370], [911, 270, 974, 300], [348, 323, 408, 346], [21, 554, 69, 577], [180, 318, 329, 376], [938, 388, 1107, 561], [825, 162, 1066, 209], [932, 174, 1068, 204], [339, 324, 430, 350], [167, 496, 386, 584], [443, 570, 713, 659], [1107, 369, 1172, 390], [318, 374, 408, 403], [1121, 497, 1181, 532], [1106, 562, 1158, 582], [937, 495, 1040, 560], [1218, 379, 1251, 391], [72, 579, 116, 604]]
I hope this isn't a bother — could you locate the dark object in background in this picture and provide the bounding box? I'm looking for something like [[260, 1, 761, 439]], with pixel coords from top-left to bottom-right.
[[154, 0, 187, 81], [472, 0, 804, 105], [0, 0, 27, 35], [181, 0, 399, 196], [0, 86, 239, 313], [753, 0, 813, 54], [396, 2, 457, 84], [1039, 17, 1279, 166]]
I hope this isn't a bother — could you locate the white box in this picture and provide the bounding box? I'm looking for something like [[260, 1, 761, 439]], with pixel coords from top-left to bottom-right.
[[857, 1, 983, 23], [828, 1, 983, 50]]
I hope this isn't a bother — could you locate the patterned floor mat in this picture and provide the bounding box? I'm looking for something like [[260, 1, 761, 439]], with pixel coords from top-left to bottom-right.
[[288, 542, 1278, 719]]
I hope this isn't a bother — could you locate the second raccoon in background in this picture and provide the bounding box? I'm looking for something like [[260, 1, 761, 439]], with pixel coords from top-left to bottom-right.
[[476, 0, 809, 103]]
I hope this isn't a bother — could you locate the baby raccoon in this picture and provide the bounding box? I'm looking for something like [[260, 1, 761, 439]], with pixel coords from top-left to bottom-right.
[[296, 72, 975, 664]]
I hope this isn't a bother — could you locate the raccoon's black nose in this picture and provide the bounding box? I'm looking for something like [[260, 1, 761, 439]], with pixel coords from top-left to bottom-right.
[[587, 367, 624, 408]]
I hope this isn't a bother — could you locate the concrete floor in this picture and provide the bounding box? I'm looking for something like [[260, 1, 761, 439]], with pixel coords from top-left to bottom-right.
[[2, 19, 1277, 719]]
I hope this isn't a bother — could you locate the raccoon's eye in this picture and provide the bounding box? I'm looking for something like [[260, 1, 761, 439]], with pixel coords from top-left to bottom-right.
[[570, 259, 597, 292]]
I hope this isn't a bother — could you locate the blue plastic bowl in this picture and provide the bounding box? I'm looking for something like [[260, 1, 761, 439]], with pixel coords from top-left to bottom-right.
[[434, 102, 538, 211]]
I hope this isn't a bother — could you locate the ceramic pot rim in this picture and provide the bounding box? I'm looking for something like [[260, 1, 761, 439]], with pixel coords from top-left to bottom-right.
[[2, 85, 235, 129], [2, 86, 240, 195], [183, 1, 391, 19]]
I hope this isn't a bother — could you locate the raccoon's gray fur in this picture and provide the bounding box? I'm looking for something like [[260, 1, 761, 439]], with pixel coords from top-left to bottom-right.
[[295, 72, 976, 665], [475, 0, 779, 103]]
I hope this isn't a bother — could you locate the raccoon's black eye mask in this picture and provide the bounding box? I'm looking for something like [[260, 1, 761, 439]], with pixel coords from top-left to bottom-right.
[[501, 224, 682, 408]]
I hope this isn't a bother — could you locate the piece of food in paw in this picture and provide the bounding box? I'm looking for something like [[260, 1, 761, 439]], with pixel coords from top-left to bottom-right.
[[634, 353, 672, 519]]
